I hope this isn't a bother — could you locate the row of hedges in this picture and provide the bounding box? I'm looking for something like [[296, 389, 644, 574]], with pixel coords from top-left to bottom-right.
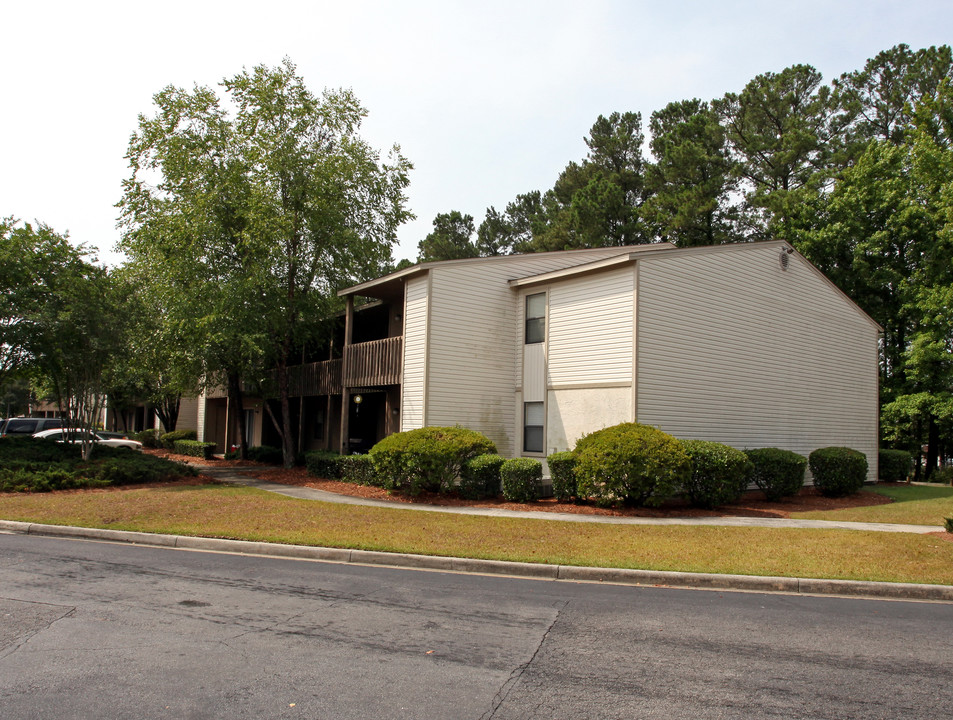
[[0, 436, 196, 492], [127, 428, 199, 451], [302, 423, 888, 507], [173, 440, 216, 460], [303, 429, 544, 502]]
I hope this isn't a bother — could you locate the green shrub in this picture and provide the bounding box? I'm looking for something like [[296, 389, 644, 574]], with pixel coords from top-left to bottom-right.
[[500, 458, 542, 503], [132, 429, 160, 448], [0, 466, 92, 493], [369, 426, 497, 496], [547, 451, 578, 502], [161, 429, 197, 450], [680, 440, 753, 509], [809, 447, 869, 498], [745, 448, 807, 501], [878, 449, 913, 483], [930, 466, 953, 485], [573, 423, 690, 507], [459, 454, 505, 499], [339, 454, 378, 486], [305, 451, 342, 479], [173, 439, 216, 459], [246, 445, 283, 464], [945, 517, 953, 533], [0, 437, 194, 491]]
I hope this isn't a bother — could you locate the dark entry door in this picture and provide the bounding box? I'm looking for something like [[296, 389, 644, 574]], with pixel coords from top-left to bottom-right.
[[347, 392, 385, 453]]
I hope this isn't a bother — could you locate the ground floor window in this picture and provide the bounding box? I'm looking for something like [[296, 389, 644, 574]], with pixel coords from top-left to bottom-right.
[[244, 409, 255, 445], [523, 401, 544, 453]]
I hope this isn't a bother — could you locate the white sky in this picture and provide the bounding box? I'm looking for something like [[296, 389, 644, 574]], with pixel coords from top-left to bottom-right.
[[2, 0, 951, 265]]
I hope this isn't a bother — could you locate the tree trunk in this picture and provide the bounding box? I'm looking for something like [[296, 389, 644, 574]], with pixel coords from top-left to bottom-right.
[[227, 371, 247, 459], [276, 357, 295, 468], [926, 415, 939, 481], [154, 395, 181, 434]]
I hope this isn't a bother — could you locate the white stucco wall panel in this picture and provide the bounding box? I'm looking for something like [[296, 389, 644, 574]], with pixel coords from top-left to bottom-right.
[[547, 387, 632, 453]]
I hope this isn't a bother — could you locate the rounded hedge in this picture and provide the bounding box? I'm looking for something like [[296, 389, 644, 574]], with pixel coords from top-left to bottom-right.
[[547, 451, 578, 502], [809, 447, 868, 497], [460, 454, 505, 499], [500, 457, 542, 503], [679, 439, 753, 509], [878, 449, 912, 483], [573, 423, 689, 507], [745, 448, 807, 501], [369, 426, 497, 496]]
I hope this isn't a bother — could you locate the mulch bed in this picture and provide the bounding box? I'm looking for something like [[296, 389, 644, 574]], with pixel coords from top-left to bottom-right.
[[163, 455, 897, 520]]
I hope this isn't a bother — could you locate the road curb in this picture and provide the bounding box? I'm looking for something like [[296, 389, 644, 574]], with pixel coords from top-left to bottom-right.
[[3, 519, 952, 602]]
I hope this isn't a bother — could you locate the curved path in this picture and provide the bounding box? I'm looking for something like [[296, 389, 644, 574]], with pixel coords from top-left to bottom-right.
[[199, 466, 941, 535]]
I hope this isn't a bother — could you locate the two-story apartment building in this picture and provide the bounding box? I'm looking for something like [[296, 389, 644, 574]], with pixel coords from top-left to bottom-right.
[[199, 240, 882, 478]]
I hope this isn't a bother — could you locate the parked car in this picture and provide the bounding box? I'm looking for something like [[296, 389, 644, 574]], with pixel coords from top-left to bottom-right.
[[33, 428, 143, 451], [1, 417, 63, 437]]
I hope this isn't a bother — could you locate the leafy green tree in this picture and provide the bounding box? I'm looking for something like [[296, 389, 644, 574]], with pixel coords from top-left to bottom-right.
[[642, 99, 740, 246], [417, 211, 479, 262], [715, 64, 834, 241], [799, 82, 953, 473], [0, 220, 128, 459], [120, 59, 412, 467], [833, 44, 952, 157], [476, 192, 549, 256]]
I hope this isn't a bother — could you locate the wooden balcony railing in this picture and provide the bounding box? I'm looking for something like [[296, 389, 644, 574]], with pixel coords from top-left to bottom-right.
[[201, 337, 401, 399], [343, 336, 403, 387], [290, 358, 343, 396]]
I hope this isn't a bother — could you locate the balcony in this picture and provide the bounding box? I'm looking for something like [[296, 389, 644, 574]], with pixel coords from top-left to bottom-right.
[[343, 336, 403, 388], [289, 358, 342, 396], [202, 336, 401, 399]]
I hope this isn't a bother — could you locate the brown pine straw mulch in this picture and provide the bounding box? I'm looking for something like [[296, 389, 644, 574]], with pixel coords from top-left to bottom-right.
[[146, 449, 899, 520]]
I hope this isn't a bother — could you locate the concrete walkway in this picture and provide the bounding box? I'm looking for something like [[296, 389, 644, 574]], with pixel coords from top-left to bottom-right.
[[200, 466, 942, 535]]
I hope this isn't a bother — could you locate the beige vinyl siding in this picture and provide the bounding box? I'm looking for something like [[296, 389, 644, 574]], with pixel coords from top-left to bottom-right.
[[196, 392, 207, 442], [636, 244, 879, 478], [425, 249, 626, 458], [547, 266, 633, 386], [175, 396, 200, 434], [522, 343, 546, 402], [400, 275, 429, 431]]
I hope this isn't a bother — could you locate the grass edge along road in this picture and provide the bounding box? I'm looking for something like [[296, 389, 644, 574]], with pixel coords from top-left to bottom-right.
[[1, 483, 952, 586], [792, 484, 953, 525]]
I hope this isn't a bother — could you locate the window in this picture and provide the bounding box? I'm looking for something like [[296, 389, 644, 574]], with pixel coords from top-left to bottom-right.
[[523, 402, 544, 453], [244, 409, 255, 445], [525, 293, 546, 344], [5, 419, 37, 435]]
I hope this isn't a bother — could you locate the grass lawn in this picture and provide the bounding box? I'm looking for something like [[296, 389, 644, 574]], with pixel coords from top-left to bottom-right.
[[792, 484, 953, 526], [2, 482, 953, 586]]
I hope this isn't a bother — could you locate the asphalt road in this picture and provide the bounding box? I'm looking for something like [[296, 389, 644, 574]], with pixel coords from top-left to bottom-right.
[[1, 533, 951, 720]]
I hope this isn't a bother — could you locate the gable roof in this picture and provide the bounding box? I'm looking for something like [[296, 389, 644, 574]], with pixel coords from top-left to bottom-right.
[[338, 244, 673, 300], [508, 240, 883, 333]]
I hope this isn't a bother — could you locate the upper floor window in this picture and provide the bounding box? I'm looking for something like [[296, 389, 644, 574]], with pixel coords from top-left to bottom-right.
[[525, 293, 546, 344]]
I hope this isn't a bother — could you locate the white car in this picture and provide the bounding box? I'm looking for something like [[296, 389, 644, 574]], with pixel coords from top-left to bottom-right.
[[33, 428, 143, 451]]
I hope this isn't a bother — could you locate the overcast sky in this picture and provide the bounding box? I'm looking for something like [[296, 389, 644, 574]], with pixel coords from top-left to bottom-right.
[[2, 0, 951, 265]]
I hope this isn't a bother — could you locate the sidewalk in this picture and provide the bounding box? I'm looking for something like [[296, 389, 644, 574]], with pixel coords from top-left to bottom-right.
[[202, 466, 942, 535]]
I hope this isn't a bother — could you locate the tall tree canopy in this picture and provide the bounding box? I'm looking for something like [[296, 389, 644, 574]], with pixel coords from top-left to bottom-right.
[[642, 99, 739, 247], [119, 58, 412, 466], [416, 211, 479, 262], [0, 219, 127, 459]]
